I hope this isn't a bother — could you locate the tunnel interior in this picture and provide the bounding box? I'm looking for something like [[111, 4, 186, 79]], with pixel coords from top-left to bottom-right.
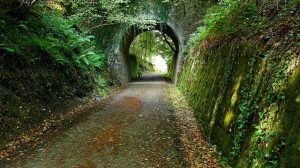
[[120, 22, 180, 84]]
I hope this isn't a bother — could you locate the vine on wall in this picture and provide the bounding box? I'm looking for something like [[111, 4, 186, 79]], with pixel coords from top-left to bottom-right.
[[178, 0, 300, 167]]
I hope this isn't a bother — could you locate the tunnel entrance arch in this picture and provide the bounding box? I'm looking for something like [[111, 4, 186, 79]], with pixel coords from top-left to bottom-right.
[[119, 22, 182, 85]]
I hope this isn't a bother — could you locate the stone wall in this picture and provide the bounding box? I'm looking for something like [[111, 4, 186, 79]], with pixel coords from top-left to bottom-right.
[[95, 0, 215, 85], [177, 2, 300, 167]]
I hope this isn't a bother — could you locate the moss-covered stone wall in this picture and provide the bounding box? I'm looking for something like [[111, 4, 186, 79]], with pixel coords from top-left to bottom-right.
[[170, 0, 217, 40], [94, 0, 216, 85], [177, 2, 300, 167]]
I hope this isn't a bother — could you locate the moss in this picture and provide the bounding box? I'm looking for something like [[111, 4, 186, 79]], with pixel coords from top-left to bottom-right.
[[178, 31, 299, 168], [280, 65, 300, 167], [175, 0, 300, 167]]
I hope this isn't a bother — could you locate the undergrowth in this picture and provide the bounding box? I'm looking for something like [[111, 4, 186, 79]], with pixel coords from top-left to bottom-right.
[[0, 2, 115, 150], [187, 0, 299, 49], [1, 3, 105, 70]]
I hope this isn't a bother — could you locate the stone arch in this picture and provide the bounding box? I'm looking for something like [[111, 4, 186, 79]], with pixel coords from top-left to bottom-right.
[[117, 21, 184, 85]]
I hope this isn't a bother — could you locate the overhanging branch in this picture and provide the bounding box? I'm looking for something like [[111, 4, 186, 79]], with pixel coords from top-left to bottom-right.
[[161, 32, 177, 53]]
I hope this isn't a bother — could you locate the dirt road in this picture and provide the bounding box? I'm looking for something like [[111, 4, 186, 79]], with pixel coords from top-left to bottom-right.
[[7, 73, 187, 168]]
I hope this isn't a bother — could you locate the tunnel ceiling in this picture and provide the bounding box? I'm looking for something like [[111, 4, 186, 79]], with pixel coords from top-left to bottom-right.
[[121, 22, 180, 56]]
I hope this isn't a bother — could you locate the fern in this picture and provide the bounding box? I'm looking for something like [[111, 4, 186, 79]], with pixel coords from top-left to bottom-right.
[[188, 0, 258, 47]]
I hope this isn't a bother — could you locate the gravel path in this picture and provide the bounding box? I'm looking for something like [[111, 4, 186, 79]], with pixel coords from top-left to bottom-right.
[[7, 73, 187, 168]]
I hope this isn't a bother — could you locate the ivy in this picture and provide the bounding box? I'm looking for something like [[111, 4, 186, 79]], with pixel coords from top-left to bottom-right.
[[231, 55, 258, 158], [179, 0, 300, 167]]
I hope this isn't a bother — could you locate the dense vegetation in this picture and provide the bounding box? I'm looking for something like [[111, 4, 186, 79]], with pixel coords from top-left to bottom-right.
[[0, 0, 299, 167], [0, 1, 114, 151], [0, 0, 177, 155], [178, 0, 300, 167], [129, 31, 175, 78]]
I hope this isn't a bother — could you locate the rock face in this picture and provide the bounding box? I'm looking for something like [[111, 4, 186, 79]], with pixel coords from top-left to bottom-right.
[[177, 1, 300, 167], [95, 0, 215, 85]]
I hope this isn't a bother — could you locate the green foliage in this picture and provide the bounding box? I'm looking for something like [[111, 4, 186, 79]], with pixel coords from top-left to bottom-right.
[[188, 0, 259, 47], [129, 31, 175, 78], [68, 0, 172, 30], [94, 72, 116, 96], [130, 54, 154, 78], [0, 1, 113, 149], [179, 0, 300, 167], [0, 2, 105, 70]]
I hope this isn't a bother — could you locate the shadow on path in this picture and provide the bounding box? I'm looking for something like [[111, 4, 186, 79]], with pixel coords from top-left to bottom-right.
[[131, 72, 171, 83], [6, 71, 186, 168]]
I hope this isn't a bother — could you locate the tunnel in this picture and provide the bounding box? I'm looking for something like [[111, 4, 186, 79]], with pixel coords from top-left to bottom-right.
[[119, 22, 182, 85]]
